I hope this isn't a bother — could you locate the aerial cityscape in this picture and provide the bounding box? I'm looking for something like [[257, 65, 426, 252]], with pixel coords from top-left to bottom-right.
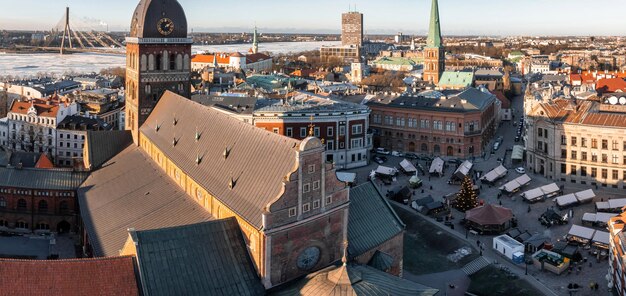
[[1, 0, 626, 295]]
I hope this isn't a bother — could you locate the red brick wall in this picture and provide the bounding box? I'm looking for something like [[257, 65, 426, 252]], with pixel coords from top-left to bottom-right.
[[0, 187, 77, 232], [268, 208, 347, 286]]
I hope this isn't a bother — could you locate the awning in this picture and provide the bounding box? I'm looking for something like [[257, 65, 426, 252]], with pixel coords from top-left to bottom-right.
[[583, 212, 616, 224], [399, 159, 417, 173], [511, 145, 524, 160], [499, 174, 531, 193], [595, 201, 610, 211], [582, 213, 597, 223], [592, 231, 610, 246], [336, 172, 356, 183], [556, 193, 578, 207], [568, 225, 595, 240], [453, 160, 473, 179], [480, 165, 508, 183], [375, 165, 397, 176], [521, 183, 560, 201], [575, 189, 595, 203], [429, 157, 444, 174], [608, 198, 626, 210]]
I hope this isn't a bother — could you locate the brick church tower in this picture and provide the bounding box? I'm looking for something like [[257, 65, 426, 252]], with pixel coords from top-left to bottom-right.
[[423, 0, 445, 85], [125, 0, 193, 143]]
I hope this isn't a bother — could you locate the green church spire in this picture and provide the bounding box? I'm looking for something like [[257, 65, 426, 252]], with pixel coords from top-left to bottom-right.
[[252, 26, 259, 54], [426, 0, 442, 48]]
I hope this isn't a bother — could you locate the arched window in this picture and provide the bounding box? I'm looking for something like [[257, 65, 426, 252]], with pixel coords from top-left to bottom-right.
[[16, 221, 28, 229], [176, 54, 183, 70], [156, 54, 162, 71], [0, 197, 5, 208], [184, 54, 190, 70], [170, 53, 176, 71], [145, 83, 151, 94], [141, 54, 147, 71], [149, 54, 155, 71], [162, 50, 169, 70], [59, 201, 69, 214], [38, 200, 48, 213], [17, 199, 27, 211]]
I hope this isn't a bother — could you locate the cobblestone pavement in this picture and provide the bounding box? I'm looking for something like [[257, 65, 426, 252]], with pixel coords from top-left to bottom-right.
[[343, 94, 621, 296]]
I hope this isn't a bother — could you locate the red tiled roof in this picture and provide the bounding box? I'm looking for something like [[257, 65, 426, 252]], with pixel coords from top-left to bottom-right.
[[596, 78, 626, 94], [191, 54, 230, 65], [246, 53, 270, 64], [35, 153, 54, 169], [538, 98, 626, 128], [10, 99, 60, 117], [0, 256, 140, 296]]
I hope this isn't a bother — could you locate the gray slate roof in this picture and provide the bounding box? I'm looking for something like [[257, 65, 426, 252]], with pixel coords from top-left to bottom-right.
[[132, 218, 265, 296], [0, 167, 88, 190], [270, 263, 438, 296], [348, 182, 404, 258], [141, 91, 301, 229], [84, 130, 133, 170], [78, 146, 213, 257], [367, 87, 495, 113]]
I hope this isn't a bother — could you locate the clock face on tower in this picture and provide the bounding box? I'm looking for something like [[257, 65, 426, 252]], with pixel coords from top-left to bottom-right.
[[157, 18, 175, 36], [296, 246, 321, 270]]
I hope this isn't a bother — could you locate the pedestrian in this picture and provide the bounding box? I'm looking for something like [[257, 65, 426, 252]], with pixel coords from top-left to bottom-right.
[[430, 185, 433, 190], [527, 205, 531, 213], [499, 200, 502, 205], [476, 240, 480, 247]]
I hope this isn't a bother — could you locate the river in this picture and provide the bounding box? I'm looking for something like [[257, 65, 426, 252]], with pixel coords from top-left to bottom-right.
[[0, 41, 341, 78]]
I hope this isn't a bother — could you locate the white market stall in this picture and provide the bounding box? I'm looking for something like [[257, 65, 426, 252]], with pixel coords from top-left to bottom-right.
[[575, 189, 596, 204], [399, 159, 417, 175], [375, 165, 398, 177], [429, 157, 444, 177], [511, 145, 525, 162], [493, 234, 525, 261], [555, 189, 596, 209], [592, 231, 610, 249], [499, 174, 531, 194], [521, 183, 560, 203], [596, 198, 626, 213], [582, 212, 616, 227], [452, 160, 473, 181], [480, 165, 508, 184], [567, 225, 596, 244]]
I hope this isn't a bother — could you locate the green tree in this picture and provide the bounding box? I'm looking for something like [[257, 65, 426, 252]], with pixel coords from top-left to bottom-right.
[[456, 176, 478, 212]]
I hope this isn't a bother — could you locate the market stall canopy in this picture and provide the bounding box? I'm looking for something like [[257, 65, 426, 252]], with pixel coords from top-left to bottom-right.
[[582, 212, 616, 224], [574, 189, 595, 203], [499, 174, 531, 193], [556, 189, 596, 207], [592, 231, 610, 246], [512, 145, 524, 160], [597, 198, 626, 211], [429, 157, 444, 174], [568, 225, 595, 240], [480, 165, 507, 183], [399, 159, 417, 173], [336, 172, 356, 183], [453, 160, 473, 179], [465, 204, 513, 226], [376, 166, 397, 176]]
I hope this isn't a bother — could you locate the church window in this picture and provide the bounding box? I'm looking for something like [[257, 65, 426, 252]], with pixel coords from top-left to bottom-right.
[[184, 54, 190, 70], [145, 83, 151, 94], [326, 195, 333, 204], [176, 54, 183, 70], [141, 54, 147, 71], [162, 50, 169, 70], [170, 53, 176, 71], [148, 54, 155, 71], [156, 54, 162, 71]]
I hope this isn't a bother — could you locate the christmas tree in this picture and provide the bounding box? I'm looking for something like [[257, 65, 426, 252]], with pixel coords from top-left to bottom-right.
[[456, 175, 478, 212]]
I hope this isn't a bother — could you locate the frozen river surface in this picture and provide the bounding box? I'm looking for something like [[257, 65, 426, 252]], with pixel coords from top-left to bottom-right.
[[0, 41, 340, 78]]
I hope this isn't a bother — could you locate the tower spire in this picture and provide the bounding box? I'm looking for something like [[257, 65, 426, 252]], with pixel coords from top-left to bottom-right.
[[426, 0, 442, 48]]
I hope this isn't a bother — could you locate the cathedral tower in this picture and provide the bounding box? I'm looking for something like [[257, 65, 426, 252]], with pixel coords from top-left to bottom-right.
[[423, 0, 445, 85], [126, 0, 193, 143]]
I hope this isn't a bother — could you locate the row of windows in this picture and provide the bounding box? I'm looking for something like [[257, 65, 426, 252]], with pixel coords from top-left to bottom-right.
[[559, 164, 626, 180], [0, 198, 70, 212], [9, 114, 55, 126], [561, 149, 626, 164], [59, 142, 84, 149], [59, 133, 85, 140], [374, 115, 478, 133], [561, 136, 626, 151], [288, 196, 334, 217], [302, 181, 321, 193]]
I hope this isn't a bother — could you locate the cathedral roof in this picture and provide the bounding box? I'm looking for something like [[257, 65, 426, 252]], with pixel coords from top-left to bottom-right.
[[140, 91, 302, 229], [130, 0, 188, 38]]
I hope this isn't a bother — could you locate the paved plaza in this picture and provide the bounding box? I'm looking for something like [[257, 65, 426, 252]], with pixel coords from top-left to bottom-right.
[[344, 94, 620, 296]]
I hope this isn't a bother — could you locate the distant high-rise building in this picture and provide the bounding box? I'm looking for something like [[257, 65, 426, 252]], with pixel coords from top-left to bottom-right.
[[341, 11, 363, 47], [423, 0, 445, 85]]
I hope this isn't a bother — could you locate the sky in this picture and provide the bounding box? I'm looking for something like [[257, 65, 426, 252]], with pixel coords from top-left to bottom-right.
[[1, 0, 626, 36]]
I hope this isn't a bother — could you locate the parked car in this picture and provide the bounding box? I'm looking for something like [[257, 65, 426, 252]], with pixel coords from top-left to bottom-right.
[[493, 142, 501, 151], [418, 155, 433, 161], [391, 151, 404, 157], [373, 156, 385, 164], [447, 158, 463, 165], [514, 136, 520, 142], [515, 167, 526, 174], [376, 148, 391, 155]]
